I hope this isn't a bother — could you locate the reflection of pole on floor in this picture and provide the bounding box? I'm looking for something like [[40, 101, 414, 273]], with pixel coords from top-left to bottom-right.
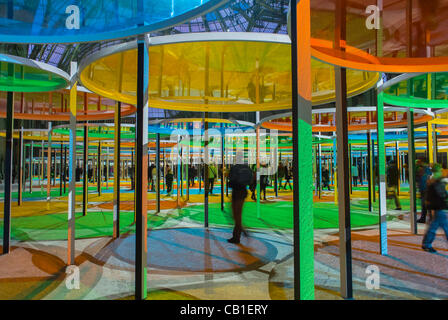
[[407, 109, 417, 234], [377, 92, 388, 255], [367, 131, 372, 212], [291, 0, 314, 300], [113, 102, 121, 238], [335, 0, 353, 299], [68, 61, 77, 266], [3, 88, 14, 254], [156, 133, 161, 213], [135, 35, 149, 300]]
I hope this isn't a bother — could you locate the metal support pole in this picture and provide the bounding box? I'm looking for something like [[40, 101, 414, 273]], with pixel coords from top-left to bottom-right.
[[377, 92, 388, 255], [367, 131, 372, 212], [47, 123, 52, 202], [135, 35, 149, 300], [291, 0, 314, 300], [30, 141, 33, 193], [113, 102, 121, 237], [18, 114, 23, 206], [97, 141, 101, 196], [60, 144, 63, 196], [156, 133, 161, 213], [67, 61, 77, 266], [3, 90, 14, 254], [83, 125, 88, 216], [334, 0, 352, 299], [221, 132, 224, 211], [408, 109, 417, 234]]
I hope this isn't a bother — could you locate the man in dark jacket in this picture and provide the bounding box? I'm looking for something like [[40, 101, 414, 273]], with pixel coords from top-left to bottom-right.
[[227, 162, 251, 244], [422, 164, 448, 253]]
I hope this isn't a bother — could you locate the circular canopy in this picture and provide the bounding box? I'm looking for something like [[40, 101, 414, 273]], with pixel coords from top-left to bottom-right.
[[259, 107, 433, 132], [381, 73, 448, 109], [0, 54, 69, 92], [0, 0, 226, 43], [308, 0, 448, 73], [0, 88, 135, 121], [80, 32, 379, 112], [148, 118, 255, 134]]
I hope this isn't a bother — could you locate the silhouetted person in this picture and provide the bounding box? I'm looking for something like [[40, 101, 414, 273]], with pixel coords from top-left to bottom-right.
[[417, 160, 432, 223], [283, 165, 292, 190], [165, 167, 173, 196], [386, 160, 401, 210], [322, 166, 330, 191], [422, 164, 448, 253], [227, 163, 252, 244]]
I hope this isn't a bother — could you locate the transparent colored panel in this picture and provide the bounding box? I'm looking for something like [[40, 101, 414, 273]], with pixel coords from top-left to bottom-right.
[[80, 37, 379, 112], [0, 0, 227, 43]]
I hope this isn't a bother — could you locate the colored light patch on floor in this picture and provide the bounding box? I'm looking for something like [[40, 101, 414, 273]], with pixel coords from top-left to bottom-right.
[[184, 201, 391, 229], [0, 211, 176, 242]]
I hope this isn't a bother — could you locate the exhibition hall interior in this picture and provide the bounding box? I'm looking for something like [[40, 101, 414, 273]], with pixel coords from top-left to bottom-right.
[[0, 0, 447, 301]]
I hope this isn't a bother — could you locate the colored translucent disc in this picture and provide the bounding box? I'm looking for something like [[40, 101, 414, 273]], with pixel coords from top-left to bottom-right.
[[260, 109, 432, 132], [0, 0, 226, 43], [0, 89, 136, 121], [0, 54, 69, 92], [383, 73, 448, 108], [80, 33, 379, 112], [308, 0, 448, 72]]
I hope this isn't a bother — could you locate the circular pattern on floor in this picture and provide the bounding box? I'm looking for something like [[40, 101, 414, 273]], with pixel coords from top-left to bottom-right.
[[109, 227, 278, 273]]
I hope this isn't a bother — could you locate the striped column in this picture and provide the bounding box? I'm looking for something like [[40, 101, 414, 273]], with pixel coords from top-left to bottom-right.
[[291, 0, 314, 300]]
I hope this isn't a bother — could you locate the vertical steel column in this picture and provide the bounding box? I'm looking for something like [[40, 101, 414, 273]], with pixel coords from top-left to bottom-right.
[[335, 0, 352, 299], [60, 144, 63, 196], [204, 113, 209, 227], [256, 114, 261, 217], [407, 109, 417, 234], [3, 89, 14, 254], [67, 61, 77, 266], [135, 35, 149, 300], [203, 44, 210, 227], [30, 141, 33, 193], [47, 122, 52, 203], [113, 102, 121, 238], [83, 131, 88, 216], [291, 0, 314, 300], [367, 131, 373, 212], [156, 133, 161, 213], [97, 141, 101, 196], [18, 95, 24, 205], [221, 132, 225, 211], [377, 92, 388, 255], [395, 141, 400, 195]]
